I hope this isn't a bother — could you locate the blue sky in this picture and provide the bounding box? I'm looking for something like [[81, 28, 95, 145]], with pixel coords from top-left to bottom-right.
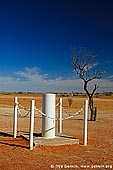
[[0, 0, 113, 92]]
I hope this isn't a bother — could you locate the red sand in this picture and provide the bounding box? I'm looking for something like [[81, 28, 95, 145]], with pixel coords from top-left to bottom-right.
[[0, 95, 113, 170]]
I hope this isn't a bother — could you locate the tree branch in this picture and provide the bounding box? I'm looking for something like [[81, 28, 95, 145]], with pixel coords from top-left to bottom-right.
[[91, 84, 99, 97]]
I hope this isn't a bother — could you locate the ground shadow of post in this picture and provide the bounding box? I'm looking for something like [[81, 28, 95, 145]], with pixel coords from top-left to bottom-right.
[[0, 132, 29, 149]]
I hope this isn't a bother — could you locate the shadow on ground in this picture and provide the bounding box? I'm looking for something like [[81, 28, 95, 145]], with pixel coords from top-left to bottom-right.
[[0, 131, 29, 149]]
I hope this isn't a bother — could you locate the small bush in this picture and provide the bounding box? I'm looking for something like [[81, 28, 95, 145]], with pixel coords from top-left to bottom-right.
[[68, 97, 73, 107]]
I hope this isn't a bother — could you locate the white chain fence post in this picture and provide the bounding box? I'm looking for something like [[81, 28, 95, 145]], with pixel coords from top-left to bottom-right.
[[58, 98, 62, 134], [13, 96, 18, 138], [83, 100, 88, 146], [29, 100, 35, 150]]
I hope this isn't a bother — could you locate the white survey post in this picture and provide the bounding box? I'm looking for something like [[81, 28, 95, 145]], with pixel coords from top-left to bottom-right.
[[42, 93, 56, 138]]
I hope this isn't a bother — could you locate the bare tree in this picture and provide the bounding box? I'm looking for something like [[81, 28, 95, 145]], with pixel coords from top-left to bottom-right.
[[72, 47, 105, 120]]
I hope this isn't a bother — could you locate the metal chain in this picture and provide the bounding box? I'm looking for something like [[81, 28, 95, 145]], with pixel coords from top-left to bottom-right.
[[15, 102, 30, 118], [17, 108, 30, 118], [14, 101, 83, 120]]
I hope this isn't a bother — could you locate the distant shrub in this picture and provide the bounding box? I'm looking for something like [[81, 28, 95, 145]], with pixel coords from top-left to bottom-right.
[[18, 91, 24, 94], [5, 92, 10, 95], [68, 97, 73, 107]]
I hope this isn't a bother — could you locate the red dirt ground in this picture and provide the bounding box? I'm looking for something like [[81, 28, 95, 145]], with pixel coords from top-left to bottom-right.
[[0, 94, 113, 170]]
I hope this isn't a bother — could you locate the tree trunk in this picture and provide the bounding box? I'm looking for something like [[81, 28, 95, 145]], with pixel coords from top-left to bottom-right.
[[84, 81, 97, 121], [89, 96, 94, 121]]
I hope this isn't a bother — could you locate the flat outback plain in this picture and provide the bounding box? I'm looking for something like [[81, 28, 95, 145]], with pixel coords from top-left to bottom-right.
[[0, 93, 113, 170]]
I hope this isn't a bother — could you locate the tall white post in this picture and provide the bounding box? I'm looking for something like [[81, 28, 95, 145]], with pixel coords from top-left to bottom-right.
[[42, 93, 56, 138], [13, 96, 18, 138], [58, 98, 62, 133], [29, 100, 35, 150], [83, 100, 88, 145]]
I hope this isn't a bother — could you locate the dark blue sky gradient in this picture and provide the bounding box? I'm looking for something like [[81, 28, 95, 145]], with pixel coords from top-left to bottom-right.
[[0, 0, 113, 91]]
